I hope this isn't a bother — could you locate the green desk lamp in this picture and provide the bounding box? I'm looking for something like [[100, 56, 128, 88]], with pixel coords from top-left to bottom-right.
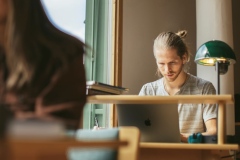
[[195, 40, 236, 94], [195, 40, 236, 144]]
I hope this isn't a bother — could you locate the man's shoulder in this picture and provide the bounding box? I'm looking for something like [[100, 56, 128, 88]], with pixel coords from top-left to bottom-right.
[[142, 78, 163, 87], [185, 74, 216, 94], [188, 73, 213, 85], [139, 78, 165, 95]]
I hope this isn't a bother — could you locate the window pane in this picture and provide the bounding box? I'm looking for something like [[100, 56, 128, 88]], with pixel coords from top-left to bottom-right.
[[41, 0, 86, 41]]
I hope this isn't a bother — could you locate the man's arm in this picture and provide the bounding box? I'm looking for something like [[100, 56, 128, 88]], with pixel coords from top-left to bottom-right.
[[181, 118, 217, 143], [202, 118, 217, 135]]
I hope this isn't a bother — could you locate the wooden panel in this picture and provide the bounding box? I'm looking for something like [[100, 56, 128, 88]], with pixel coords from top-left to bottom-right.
[[8, 139, 128, 160], [139, 148, 203, 160], [87, 95, 234, 104], [140, 143, 239, 150], [111, 0, 123, 127]]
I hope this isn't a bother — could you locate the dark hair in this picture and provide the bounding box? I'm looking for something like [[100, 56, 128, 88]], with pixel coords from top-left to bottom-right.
[[4, 0, 85, 98]]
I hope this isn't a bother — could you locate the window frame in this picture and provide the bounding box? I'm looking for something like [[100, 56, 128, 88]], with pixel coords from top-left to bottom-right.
[[83, 0, 123, 128], [110, 0, 123, 127]]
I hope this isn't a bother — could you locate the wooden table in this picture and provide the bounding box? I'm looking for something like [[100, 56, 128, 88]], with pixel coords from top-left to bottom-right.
[[88, 95, 239, 160]]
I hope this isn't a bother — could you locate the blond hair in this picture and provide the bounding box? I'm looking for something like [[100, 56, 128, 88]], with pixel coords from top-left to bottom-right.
[[153, 30, 191, 76]]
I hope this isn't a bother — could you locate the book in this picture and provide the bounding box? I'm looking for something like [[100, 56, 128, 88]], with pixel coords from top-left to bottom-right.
[[86, 81, 129, 95], [86, 89, 116, 95]]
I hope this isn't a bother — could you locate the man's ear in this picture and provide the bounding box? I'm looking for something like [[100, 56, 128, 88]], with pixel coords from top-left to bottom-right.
[[182, 53, 188, 64]]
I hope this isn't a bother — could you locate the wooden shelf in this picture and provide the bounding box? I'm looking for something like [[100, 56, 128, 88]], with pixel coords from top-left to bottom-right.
[[140, 143, 239, 150], [87, 95, 234, 104], [87, 94, 237, 148]]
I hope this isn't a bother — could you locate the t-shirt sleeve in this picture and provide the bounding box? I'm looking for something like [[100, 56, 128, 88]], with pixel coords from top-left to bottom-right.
[[202, 82, 217, 122], [203, 104, 217, 122], [139, 85, 147, 95], [139, 83, 156, 95], [202, 82, 216, 95]]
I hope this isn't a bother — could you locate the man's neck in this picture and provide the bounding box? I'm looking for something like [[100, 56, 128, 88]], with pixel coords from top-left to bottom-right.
[[164, 71, 188, 95]]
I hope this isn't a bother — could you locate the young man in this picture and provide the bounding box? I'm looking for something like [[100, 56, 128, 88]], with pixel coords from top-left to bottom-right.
[[139, 30, 217, 142]]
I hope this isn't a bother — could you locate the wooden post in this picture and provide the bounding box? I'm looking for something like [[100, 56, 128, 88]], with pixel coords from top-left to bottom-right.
[[218, 102, 226, 144]]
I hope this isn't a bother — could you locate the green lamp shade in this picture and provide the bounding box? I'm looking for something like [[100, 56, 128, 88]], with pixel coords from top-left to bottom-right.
[[195, 40, 236, 66]]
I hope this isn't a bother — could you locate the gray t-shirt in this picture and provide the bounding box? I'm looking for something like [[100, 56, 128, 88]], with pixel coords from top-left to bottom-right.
[[139, 73, 217, 133]]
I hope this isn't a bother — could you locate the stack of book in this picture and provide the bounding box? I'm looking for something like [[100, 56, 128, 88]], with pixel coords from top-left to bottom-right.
[[86, 81, 129, 95]]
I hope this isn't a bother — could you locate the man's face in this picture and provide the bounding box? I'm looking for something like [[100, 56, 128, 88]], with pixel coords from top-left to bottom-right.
[[155, 48, 186, 82]]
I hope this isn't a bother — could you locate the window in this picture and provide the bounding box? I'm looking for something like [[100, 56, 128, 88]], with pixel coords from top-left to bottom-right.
[[42, 0, 86, 41], [83, 0, 111, 129], [41, 0, 122, 129]]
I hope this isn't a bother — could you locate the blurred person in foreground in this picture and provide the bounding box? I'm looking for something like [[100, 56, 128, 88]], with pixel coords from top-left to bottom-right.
[[0, 0, 86, 130]]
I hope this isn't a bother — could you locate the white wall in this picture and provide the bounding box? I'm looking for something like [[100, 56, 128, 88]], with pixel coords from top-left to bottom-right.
[[122, 0, 196, 94], [196, 0, 235, 135]]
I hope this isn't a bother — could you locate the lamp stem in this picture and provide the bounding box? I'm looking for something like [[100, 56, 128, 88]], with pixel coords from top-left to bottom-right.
[[216, 61, 220, 95], [216, 61, 220, 144]]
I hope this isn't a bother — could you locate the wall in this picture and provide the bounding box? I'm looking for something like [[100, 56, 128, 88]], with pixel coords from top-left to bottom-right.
[[232, 0, 240, 133], [122, 0, 196, 94], [232, 0, 240, 94]]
